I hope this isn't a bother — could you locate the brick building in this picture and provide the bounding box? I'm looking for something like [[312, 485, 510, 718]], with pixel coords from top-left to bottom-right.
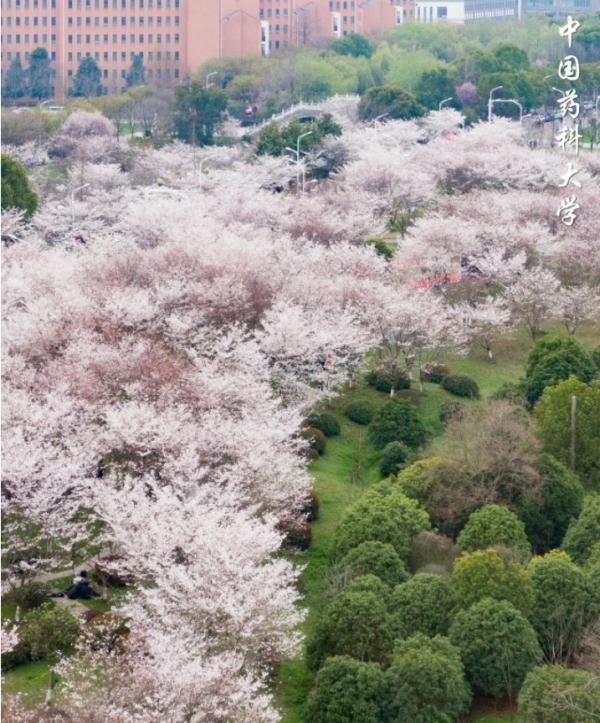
[[1, 0, 263, 99]]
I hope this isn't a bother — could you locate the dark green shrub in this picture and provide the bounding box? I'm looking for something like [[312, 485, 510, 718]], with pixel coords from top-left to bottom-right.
[[458, 505, 531, 560], [528, 551, 596, 663], [306, 411, 341, 438], [306, 576, 393, 671], [449, 598, 543, 698], [441, 374, 480, 399], [302, 488, 320, 522], [491, 381, 527, 406], [518, 665, 600, 723], [302, 426, 327, 455], [525, 335, 596, 405], [439, 401, 464, 426], [1, 154, 38, 219], [345, 400, 374, 425], [338, 541, 409, 589], [358, 85, 425, 121], [420, 363, 450, 384], [562, 494, 600, 565], [379, 441, 411, 478], [592, 345, 600, 370], [5, 582, 50, 612], [366, 368, 410, 394], [368, 399, 426, 450], [306, 656, 386, 723], [21, 602, 80, 661], [389, 573, 453, 639], [365, 238, 395, 260], [385, 634, 471, 723], [333, 484, 430, 561], [452, 548, 533, 616], [520, 455, 584, 553]]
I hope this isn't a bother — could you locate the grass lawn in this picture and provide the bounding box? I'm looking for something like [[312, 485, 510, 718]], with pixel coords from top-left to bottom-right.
[[2, 660, 51, 706], [276, 322, 599, 722]]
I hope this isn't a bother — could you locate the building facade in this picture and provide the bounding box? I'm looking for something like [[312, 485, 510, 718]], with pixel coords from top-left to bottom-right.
[[1, 0, 263, 99], [412, 0, 517, 22]]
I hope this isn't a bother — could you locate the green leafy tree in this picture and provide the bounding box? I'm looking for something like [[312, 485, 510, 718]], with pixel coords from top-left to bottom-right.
[[27, 47, 52, 100], [126, 53, 145, 87], [389, 573, 453, 639], [307, 576, 393, 671], [492, 43, 530, 72], [449, 598, 543, 699], [1, 154, 38, 219], [256, 122, 284, 156], [562, 494, 600, 565], [368, 399, 426, 450], [477, 71, 544, 116], [457, 505, 531, 561], [174, 80, 228, 145], [452, 549, 534, 616], [338, 541, 409, 589], [72, 56, 103, 98], [358, 85, 425, 121], [415, 67, 457, 110], [21, 602, 80, 660], [4, 57, 27, 99], [306, 656, 387, 723], [333, 483, 430, 560], [525, 335, 596, 406], [520, 455, 584, 553], [518, 665, 600, 723], [535, 379, 600, 488], [385, 634, 472, 723], [528, 551, 596, 663], [379, 441, 411, 478], [330, 33, 374, 58]]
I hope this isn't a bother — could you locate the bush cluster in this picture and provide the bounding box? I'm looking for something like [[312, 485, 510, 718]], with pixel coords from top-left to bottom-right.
[[366, 367, 411, 394], [379, 441, 411, 478], [306, 411, 341, 438], [368, 399, 426, 450], [345, 399, 374, 425], [441, 373, 480, 399], [302, 426, 327, 455], [420, 363, 450, 384]]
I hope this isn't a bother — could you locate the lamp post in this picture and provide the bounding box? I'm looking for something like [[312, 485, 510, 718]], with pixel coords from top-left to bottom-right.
[[205, 72, 218, 89], [374, 112, 389, 125], [439, 96, 453, 111], [286, 130, 313, 194], [494, 98, 523, 123], [488, 85, 503, 122]]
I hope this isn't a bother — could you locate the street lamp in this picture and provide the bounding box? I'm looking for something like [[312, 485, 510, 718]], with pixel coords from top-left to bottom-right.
[[286, 130, 313, 194], [439, 97, 453, 111], [374, 112, 389, 125], [205, 72, 218, 89], [488, 86, 503, 122], [495, 98, 523, 123]]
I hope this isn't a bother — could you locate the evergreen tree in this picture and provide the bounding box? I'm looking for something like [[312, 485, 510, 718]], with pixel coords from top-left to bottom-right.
[[1, 154, 39, 220], [4, 57, 27, 99], [174, 80, 228, 145], [72, 56, 103, 98], [126, 53, 145, 87], [28, 47, 52, 100]]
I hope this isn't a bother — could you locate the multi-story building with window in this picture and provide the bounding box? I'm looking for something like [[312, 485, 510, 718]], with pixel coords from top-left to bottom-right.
[[1, 0, 263, 99]]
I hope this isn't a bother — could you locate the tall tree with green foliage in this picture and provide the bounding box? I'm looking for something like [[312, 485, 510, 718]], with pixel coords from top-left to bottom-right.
[[358, 86, 425, 121], [330, 33, 374, 58], [4, 57, 27, 99], [72, 56, 103, 98], [518, 665, 600, 723], [27, 47, 52, 100], [415, 67, 458, 110], [126, 53, 145, 87], [174, 80, 227, 145], [1, 154, 38, 219]]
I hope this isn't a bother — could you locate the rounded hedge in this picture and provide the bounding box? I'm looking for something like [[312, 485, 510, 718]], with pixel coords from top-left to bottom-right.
[[21, 602, 80, 661], [368, 399, 426, 450], [520, 454, 584, 554], [379, 441, 411, 478], [306, 411, 341, 438], [306, 655, 387, 723], [449, 597, 543, 698], [517, 665, 600, 723], [366, 367, 410, 394], [562, 494, 600, 565], [457, 505, 531, 561], [389, 573, 453, 639], [338, 541, 409, 589], [528, 550, 596, 663], [333, 484, 430, 561], [525, 335, 596, 405], [452, 548, 534, 616], [385, 634, 471, 723], [306, 580, 392, 671], [420, 363, 450, 385], [302, 426, 327, 455], [345, 400, 375, 425], [1, 154, 38, 219], [441, 374, 480, 399]]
